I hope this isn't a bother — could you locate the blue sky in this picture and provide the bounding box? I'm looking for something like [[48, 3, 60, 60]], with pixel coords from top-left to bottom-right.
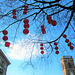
[[6, 50, 64, 75], [0, 0, 75, 75], [5, 49, 75, 75]]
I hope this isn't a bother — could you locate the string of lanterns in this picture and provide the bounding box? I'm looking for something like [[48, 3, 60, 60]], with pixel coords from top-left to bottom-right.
[[47, 15, 57, 26], [1, 5, 74, 55], [40, 43, 44, 54], [41, 25, 46, 34], [2, 30, 10, 47], [23, 5, 28, 14], [23, 19, 30, 35], [13, 9, 16, 19], [63, 34, 74, 50], [54, 42, 59, 54]]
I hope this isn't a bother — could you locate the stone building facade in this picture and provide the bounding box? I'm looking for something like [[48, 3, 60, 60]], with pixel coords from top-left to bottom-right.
[[61, 56, 75, 75], [0, 49, 10, 75]]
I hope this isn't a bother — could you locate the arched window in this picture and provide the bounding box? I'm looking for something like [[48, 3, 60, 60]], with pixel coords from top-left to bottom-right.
[[68, 62, 72, 68]]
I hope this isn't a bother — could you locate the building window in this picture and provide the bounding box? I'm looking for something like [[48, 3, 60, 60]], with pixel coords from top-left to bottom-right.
[[68, 62, 72, 68], [62, 65, 64, 70], [70, 72, 73, 75], [0, 68, 3, 75]]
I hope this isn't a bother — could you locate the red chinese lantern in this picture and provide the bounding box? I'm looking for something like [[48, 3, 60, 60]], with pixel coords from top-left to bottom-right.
[[54, 42, 57, 45], [24, 23, 30, 29], [13, 15, 16, 19], [42, 30, 46, 34], [13, 12, 16, 15], [23, 29, 29, 34], [65, 39, 69, 43], [68, 42, 71, 46], [25, 5, 28, 9], [52, 20, 57, 26], [24, 8, 27, 11], [40, 47, 44, 50], [70, 46, 74, 50], [41, 28, 45, 31], [2, 30, 8, 35], [41, 28, 46, 34], [23, 19, 29, 23], [55, 46, 58, 50], [2, 36, 8, 41], [5, 42, 10, 47], [40, 51, 44, 54], [48, 20, 52, 24], [41, 25, 44, 28], [13, 9, 16, 12], [63, 34, 67, 38], [47, 15, 52, 20], [23, 10, 27, 14], [55, 50, 59, 54], [40, 43, 43, 46]]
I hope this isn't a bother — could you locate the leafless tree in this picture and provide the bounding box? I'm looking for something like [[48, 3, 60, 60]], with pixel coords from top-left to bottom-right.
[[0, 0, 75, 67]]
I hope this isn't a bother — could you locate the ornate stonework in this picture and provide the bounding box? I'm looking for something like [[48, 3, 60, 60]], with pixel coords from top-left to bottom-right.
[[61, 56, 75, 75], [0, 49, 10, 75]]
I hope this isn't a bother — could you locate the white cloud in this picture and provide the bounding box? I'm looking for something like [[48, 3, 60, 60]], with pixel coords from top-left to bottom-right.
[[0, 41, 5, 45], [7, 39, 40, 60]]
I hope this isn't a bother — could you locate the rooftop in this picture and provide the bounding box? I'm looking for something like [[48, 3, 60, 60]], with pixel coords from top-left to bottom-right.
[[0, 49, 11, 65]]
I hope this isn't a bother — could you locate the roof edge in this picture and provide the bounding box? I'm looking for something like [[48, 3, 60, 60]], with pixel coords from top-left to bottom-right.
[[0, 49, 11, 65]]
